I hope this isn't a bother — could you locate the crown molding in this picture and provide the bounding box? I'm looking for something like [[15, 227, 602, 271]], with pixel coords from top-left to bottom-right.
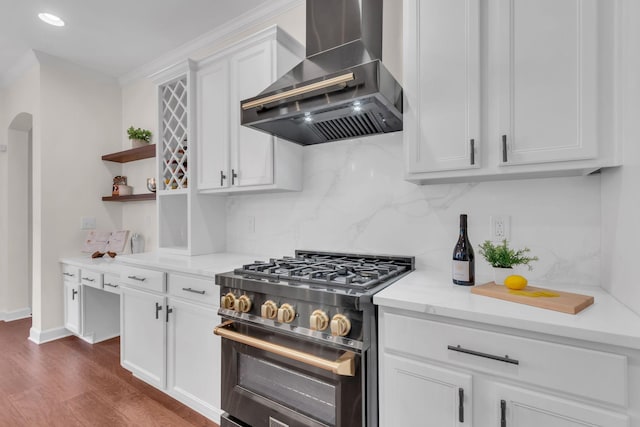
[[118, 0, 304, 86], [0, 51, 39, 89]]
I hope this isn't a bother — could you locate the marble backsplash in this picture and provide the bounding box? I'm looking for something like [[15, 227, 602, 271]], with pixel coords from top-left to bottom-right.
[[226, 133, 601, 287]]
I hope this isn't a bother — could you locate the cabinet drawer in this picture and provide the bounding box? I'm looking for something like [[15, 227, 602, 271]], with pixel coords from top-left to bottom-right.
[[103, 273, 121, 295], [80, 270, 103, 289], [167, 273, 217, 305], [62, 265, 80, 283], [382, 312, 627, 406], [120, 266, 165, 293]]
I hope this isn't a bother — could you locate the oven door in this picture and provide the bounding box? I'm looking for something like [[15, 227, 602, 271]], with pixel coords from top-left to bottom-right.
[[215, 320, 362, 427]]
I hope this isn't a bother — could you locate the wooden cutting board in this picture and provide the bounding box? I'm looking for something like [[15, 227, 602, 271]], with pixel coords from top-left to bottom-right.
[[471, 282, 594, 314]]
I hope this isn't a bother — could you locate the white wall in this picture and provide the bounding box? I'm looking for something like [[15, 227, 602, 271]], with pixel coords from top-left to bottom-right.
[[0, 63, 39, 321], [6, 127, 30, 315], [601, 0, 640, 314], [119, 0, 603, 291], [121, 78, 157, 251], [34, 52, 122, 332], [226, 133, 601, 287]]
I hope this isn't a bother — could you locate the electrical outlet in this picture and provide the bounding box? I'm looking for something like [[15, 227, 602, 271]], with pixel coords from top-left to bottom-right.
[[490, 215, 511, 241], [81, 216, 96, 230]]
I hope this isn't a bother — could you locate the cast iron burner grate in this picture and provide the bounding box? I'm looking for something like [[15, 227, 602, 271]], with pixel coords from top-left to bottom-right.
[[234, 252, 409, 290]]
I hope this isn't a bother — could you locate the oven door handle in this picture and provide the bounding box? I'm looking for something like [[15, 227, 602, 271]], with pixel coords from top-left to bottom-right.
[[214, 320, 356, 377]]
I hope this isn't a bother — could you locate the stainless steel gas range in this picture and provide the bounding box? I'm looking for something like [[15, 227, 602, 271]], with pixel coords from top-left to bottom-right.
[[214, 250, 414, 427]]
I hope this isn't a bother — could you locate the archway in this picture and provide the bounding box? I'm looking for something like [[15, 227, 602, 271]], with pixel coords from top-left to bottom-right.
[[3, 112, 33, 320]]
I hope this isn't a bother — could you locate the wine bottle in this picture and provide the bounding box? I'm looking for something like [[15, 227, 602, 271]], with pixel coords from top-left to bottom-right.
[[452, 214, 475, 286]]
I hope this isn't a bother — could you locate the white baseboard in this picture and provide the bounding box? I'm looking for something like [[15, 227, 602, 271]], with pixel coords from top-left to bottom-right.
[[28, 326, 73, 344], [0, 307, 32, 322]]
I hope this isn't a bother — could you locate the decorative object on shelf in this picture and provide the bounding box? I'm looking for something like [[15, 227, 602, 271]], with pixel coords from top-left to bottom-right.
[[146, 178, 156, 193], [127, 126, 152, 148], [112, 176, 132, 196], [478, 239, 538, 285]]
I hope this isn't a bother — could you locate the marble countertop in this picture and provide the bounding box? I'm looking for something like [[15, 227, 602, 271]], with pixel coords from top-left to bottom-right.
[[61, 252, 259, 278], [374, 270, 640, 351]]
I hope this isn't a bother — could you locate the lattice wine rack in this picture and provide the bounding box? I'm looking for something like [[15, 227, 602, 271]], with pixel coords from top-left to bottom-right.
[[160, 77, 189, 190]]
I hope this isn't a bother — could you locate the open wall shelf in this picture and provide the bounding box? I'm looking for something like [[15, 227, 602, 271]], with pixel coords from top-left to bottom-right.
[[102, 194, 156, 202], [102, 144, 156, 163]]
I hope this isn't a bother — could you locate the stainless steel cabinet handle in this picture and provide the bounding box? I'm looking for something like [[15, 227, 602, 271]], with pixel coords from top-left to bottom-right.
[[214, 320, 356, 376], [127, 275, 146, 282], [502, 135, 508, 162], [459, 388, 464, 422], [470, 139, 475, 165], [501, 400, 507, 427], [220, 170, 226, 186], [104, 282, 119, 288], [81, 277, 95, 282], [231, 169, 237, 185], [155, 302, 162, 319], [72, 289, 78, 300], [182, 287, 205, 295], [63, 272, 75, 277], [166, 305, 173, 323], [447, 345, 519, 365]]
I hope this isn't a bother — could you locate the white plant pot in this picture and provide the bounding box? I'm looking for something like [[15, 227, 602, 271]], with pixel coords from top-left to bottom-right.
[[493, 267, 514, 285], [131, 138, 148, 148]]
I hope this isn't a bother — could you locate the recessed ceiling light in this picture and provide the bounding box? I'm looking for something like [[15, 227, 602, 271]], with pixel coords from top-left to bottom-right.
[[38, 13, 65, 27]]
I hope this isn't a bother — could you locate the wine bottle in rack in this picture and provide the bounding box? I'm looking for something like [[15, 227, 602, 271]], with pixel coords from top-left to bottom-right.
[[452, 214, 475, 286]]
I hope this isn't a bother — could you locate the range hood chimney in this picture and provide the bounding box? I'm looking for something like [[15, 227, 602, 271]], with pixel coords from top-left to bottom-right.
[[240, 0, 403, 145]]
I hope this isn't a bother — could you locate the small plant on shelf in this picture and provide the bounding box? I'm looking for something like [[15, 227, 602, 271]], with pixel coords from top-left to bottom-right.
[[127, 126, 152, 147], [478, 239, 538, 270]]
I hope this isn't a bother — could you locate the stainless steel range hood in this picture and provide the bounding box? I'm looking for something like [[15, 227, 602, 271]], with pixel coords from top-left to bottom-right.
[[240, 0, 403, 145]]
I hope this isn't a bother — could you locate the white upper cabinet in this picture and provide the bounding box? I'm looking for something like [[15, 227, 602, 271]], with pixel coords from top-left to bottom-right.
[[404, 0, 481, 173], [197, 27, 304, 193], [229, 41, 275, 188], [404, 0, 620, 184], [197, 60, 230, 190], [497, 0, 598, 166]]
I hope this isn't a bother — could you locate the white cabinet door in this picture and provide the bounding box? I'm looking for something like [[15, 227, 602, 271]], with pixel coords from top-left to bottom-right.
[[121, 287, 166, 389], [492, 383, 629, 427], [380, 354, 472, 427], [166, 298, 220, 417], [197, 59, 231, 190], [405, 0, 481, 173], [64, 281, 81, 335], [229, 40, 275, 187], [497, 0, 598, 166]]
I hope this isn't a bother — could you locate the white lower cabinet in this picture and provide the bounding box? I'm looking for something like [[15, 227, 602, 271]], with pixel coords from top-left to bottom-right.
[[379, 307, 634, 427], [120, 268, 221, 421], [166, 297, 220, 416], [62, 263, 120, 343], [489, 383, 629, 427], [121, 286, 166, 389], [63, 280, 81, 335], [383, 354, 471, 426]]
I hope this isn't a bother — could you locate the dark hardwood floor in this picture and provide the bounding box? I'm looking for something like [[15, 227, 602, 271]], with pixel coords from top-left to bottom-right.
[[0, 318, 219, 427]]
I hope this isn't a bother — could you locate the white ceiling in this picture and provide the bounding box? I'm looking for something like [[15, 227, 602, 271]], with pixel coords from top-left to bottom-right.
[[0, 0, 274, 80]]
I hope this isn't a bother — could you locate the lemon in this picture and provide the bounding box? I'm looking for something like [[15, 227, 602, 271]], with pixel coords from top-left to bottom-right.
[[504, 275, 528, 290]]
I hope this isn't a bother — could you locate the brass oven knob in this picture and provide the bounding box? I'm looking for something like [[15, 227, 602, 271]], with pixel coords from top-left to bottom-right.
[[220, 292, 236, 310], [235, 295, 252, 313], [310, 309, 329, 331], [261, 300, 278, 319], [277, 303, 296, 323], [330, 314, 351, 337]]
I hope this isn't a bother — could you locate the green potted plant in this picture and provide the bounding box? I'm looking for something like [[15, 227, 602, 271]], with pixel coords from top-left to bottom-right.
[[127, 126, 152, 148], [478, 239, 539, 285]]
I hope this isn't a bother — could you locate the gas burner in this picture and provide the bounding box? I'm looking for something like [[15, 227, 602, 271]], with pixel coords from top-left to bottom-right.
[[232, 250, 412, 292]]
